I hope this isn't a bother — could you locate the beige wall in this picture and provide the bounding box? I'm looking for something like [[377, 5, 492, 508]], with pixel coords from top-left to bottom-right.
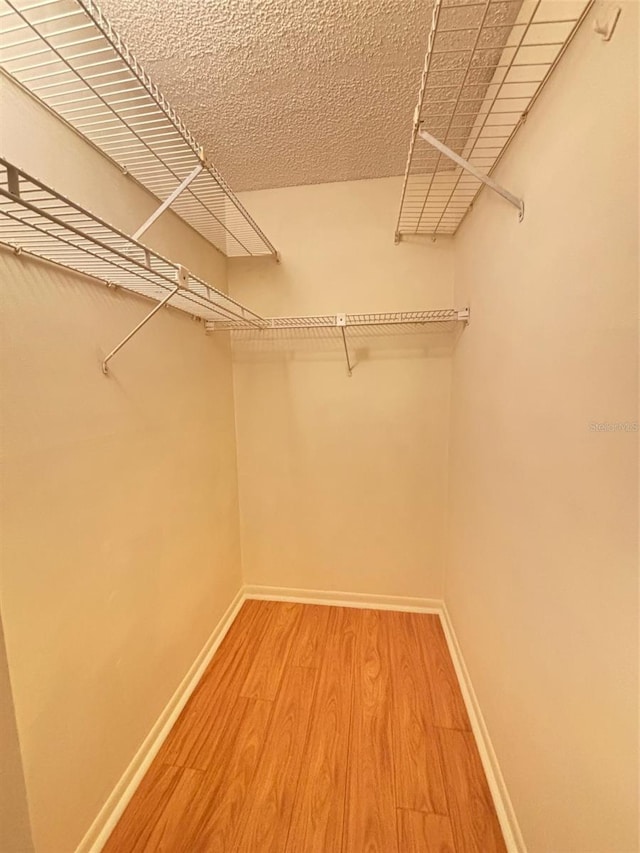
[[0, 83, 243, 851], [0, 619, 34, 853], [229, 177, 455, 598], [446, 5, 639, 851]]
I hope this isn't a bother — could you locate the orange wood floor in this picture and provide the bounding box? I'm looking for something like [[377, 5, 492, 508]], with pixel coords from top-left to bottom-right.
[[103, 600, 506, 852]]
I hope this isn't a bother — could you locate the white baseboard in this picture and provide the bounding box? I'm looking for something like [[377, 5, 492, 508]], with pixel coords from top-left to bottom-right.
[[75, 586, 246, 853], [77, 584, 523, 853], [439, 604, 526, 853], [244, 584, 442, 613]]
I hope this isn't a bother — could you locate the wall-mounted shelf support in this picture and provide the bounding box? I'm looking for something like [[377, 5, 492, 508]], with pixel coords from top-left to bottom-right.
[[132, 164, 203, 241], [418, 129, 524, 221], [336, 313, 354, 376], [101, 267, 187, 374], [6, 164, 20, 198], [593, 5, 620, 40]]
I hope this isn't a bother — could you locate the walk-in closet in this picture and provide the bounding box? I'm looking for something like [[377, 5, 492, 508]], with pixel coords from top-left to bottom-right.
[[1, 0, 637, 851]]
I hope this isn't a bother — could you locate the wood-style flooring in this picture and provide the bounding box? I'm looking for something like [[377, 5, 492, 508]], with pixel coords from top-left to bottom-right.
[[103, 600, 506, 852]]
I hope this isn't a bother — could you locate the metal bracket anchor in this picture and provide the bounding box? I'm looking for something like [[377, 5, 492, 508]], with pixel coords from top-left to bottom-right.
[[418, 128, 524, 221], [7, 164, 20, 197], [132, 163, 203, 241], [593, 5, 620, 41], [336, 313, 353, 377], [101, 266, 188, 375]]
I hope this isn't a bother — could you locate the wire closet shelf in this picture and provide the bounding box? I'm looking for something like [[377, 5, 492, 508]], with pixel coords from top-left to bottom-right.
[[206, 309, 467, 333], [209, 310, 468, 378], [396, 0, 593, 240], [0, 159, 466, 343], [0, 0, 276, 258], [0, 158, 266, 326]]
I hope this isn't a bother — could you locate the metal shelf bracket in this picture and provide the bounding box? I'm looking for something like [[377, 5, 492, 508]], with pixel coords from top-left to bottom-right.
[[132, 164, 203, 241], [418, 129, 524, 221], [336, 313, 354, 377], [593, 6, 621, 40], [101, 266, 188, 375]]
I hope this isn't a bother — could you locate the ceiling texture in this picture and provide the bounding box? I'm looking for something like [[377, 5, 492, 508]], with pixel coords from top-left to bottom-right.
[[97, 0, 435, 191]]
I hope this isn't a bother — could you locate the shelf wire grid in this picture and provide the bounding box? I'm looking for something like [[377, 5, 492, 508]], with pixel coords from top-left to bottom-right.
[[0, 0, 276, 257], [206, 309, 464, 334], [396, 0, 593, 239], [0, 158, 266, 325]]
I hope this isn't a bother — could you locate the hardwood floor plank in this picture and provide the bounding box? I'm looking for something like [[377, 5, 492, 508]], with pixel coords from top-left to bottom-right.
[[233, 665, 318, 852], [103, 602, 501, 853], [240, 601, 303, 701], [288, 603, 331, 668], [180, 696, 274, 851], [388, 611, 448, 815], [344, 608, 399, 853], [286, 606, 358, 852], [142, 767, 204, 852], [411, 613, 471, 730], [436, 728, 506, 853], [102, 763, 182, 852], [397, 809, 457, 853], [157, 598, 270, 769]]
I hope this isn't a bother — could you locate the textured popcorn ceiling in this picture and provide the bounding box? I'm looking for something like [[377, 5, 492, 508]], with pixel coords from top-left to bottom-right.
[[97, 0, 438, 191]]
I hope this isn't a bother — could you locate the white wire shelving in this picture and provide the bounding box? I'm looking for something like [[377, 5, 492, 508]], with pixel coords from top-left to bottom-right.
[[206, 309, 467, 333], [207, 310, 469, 376], [396, 0, 594, 240], [0, 0, 276, 258], [0, 158, 265, 325], [0, 158, 467, 375]]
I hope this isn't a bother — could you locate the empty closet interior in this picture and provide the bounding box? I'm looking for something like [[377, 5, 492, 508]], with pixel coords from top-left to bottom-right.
[[0, 0, 637, 851]]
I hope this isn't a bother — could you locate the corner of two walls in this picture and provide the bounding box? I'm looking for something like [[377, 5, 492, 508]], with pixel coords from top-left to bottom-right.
[[445, 5, 639, 851], [0, 80, 244, 851], [228, 176, 456, 601]]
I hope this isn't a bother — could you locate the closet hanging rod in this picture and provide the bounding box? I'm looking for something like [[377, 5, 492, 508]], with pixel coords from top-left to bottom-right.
[[0, 0, 277, 258]]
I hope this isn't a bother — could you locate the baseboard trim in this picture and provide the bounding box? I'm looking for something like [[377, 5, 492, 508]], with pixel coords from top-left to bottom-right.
[[75, 586, 246, 853], [244, 584, 442, 613], [439, 604, 526, 853], [78, 585, 523, 853]]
